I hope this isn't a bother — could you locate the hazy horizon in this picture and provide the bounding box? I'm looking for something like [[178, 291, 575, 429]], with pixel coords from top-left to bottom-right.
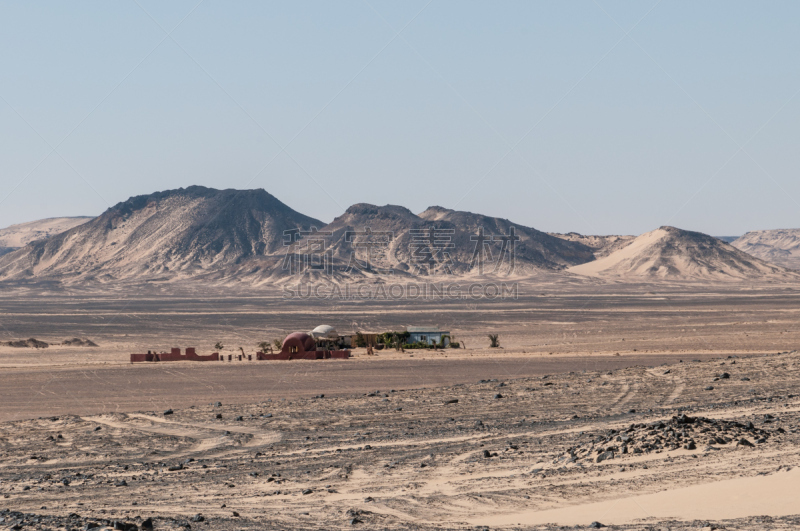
[[2, 1, 799, 235]]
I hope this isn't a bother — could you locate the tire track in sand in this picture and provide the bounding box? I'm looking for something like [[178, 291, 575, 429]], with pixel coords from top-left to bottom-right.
[[83, 413, 281, 459]]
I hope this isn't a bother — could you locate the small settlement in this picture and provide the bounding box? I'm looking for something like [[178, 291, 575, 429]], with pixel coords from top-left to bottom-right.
[[130, 325, 453, 363]]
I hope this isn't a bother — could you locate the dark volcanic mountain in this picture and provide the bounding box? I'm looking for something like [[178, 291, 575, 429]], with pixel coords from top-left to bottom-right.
[[0, 186, 322, 282], [416, 206, 595, 274], [290, 204, 595, 278]]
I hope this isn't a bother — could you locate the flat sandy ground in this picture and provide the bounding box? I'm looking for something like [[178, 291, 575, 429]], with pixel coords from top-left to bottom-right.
[[0, 351, 753, 423], [0, 281, 799, 529]]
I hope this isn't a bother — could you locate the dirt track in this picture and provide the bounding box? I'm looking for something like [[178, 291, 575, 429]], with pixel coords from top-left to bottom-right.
[[0, 352, 758, 422]]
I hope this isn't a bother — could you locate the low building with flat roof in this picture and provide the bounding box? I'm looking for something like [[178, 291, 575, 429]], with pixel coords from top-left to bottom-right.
[[407, 326, 450, 346]]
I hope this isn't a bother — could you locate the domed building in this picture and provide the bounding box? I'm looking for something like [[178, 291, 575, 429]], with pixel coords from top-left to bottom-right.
[[256, 328, 350, 361], [281, 332, 316, 355], [310, 324, 338, 340]]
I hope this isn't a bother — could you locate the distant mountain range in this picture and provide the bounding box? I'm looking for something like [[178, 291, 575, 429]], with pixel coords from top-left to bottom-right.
[[0, 186, 796, 284], [731, 229, 800, 271]]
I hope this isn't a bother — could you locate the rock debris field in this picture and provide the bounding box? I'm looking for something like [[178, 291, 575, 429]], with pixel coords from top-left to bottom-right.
[[1, 351, 800, 530]]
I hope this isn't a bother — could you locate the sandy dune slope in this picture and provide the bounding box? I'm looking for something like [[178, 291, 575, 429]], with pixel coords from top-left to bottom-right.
[[569, 226, 796, 280], [0, 217, 92, 255]]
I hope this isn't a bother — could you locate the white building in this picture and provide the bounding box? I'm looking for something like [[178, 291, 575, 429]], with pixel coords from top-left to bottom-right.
[[407, 326, 450, 346]]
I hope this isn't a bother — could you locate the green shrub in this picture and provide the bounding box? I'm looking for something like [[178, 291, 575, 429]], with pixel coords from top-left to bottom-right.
[[402, 341, 434, 350], [354, 332, 366, 348]]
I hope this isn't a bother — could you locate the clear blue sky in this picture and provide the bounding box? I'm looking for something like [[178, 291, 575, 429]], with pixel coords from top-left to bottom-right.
[[1, 1, 798, 236]]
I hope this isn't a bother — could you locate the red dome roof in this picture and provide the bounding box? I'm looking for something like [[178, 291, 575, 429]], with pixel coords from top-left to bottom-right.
[[282, 332, 315, 352]]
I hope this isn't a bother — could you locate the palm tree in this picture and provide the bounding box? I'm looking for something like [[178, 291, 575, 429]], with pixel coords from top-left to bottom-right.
[[488, 334, 500, 348]]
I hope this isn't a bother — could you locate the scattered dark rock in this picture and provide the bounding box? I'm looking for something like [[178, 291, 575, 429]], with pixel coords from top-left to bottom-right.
[[557, 414, 769, 464], [62, 338, 98, 347], [163, 409, 173, 416], [4, 338, 49, 348], [596, 451, 614, 463]]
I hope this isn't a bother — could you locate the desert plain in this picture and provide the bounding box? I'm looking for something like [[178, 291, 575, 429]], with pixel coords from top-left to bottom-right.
[[0, 280, 799, 530]]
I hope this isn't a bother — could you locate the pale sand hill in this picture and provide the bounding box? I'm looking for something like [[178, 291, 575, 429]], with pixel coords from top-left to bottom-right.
[[569, 226, 794, 280], [733, 228, 800, 270], [0, 216, 92, 251]]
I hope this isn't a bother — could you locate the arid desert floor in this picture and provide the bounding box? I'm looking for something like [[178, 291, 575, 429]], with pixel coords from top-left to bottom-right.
[[1, 281, 799, 530]]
